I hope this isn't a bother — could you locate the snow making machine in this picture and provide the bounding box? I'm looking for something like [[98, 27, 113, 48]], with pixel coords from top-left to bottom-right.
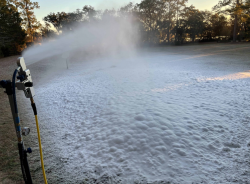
[[0, 57, 47, 184]]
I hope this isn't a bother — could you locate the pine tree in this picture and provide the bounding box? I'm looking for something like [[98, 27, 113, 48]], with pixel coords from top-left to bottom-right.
[[213, 0, 242, 42], [18, 0, 40, 42]]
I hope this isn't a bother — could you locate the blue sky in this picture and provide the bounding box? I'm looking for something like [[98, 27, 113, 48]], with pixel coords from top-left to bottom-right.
[[34, 0, 219, 23]]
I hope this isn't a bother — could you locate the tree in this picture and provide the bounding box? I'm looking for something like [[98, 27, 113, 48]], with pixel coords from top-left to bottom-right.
[[82, 5, 99, 22], [213, 0, 242, 42], [0, 0, 26, 55], [173, 0, 188, 43], [243, 16, 250, 39], [210, 13, 229, 39], [238, 0, 250, 40], [118, 2, 146, 44], [184, 6, 205, 42], [17, 0, 40, 42], [40, 22, 56, 40], [44, 12, 68, 32], [44, 9, 87, 32], [119, 2, 135, 18], [137, 0, 168, 43], [165, 0, 177, 42], [102, 8, 116, 21]]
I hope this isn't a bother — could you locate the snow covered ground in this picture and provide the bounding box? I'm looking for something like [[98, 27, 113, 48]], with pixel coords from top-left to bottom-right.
[[17, 44, 250, 183]]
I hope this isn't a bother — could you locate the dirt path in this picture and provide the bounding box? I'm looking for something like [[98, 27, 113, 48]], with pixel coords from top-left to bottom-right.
[[0, 171, 24, 184]]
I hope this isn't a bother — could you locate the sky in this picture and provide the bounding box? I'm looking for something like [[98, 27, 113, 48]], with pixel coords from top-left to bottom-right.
[[34, 0, 219, 23]]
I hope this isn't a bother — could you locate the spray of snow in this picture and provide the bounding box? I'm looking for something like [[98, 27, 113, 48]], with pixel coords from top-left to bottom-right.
[[23, 18, 139, 66]]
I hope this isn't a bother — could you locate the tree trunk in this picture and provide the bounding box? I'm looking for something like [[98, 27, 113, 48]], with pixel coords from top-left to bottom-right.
[[168, 2, 170, 43], [233, 14, 237, 42], [25, 0, 33, 42], [175, 0, 179, 43], [233, 0, 239, 42], [167, 26, 170, 43]]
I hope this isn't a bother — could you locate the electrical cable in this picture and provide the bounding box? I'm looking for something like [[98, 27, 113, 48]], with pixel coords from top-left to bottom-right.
[[30, 98, 48, 184]]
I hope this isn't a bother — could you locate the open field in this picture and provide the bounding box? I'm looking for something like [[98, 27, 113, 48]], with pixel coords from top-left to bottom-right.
[[1, 43, 250, 183]]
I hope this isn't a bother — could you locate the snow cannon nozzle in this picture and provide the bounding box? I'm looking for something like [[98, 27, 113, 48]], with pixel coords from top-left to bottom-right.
[[17, 57, 27, 71], [16, 57, 35, 98]]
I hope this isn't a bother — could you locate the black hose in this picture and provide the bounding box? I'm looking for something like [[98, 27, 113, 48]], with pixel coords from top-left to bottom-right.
[[12, 68, 19, 114], [18, 143, 28, 183]]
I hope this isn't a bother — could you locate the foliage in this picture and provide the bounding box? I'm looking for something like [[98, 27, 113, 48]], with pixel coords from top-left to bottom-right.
[[213, 0, 250, 41], [210, 13, 230, 38], [183, 6, 205, 42], [40, 22, 56, 39], [0, 0, 26, 56], [44, 9, 85, 32], [43, 1, 245, 45], [82, 5, 100, 21], [13, 0, 41, 42]]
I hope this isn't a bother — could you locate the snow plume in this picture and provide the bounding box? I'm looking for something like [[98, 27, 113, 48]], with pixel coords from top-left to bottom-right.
[[23, 18, 140, 65]]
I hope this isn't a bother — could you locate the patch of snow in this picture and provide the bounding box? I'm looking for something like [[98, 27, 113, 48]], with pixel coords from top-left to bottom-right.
[[31, 45, 250, 183]]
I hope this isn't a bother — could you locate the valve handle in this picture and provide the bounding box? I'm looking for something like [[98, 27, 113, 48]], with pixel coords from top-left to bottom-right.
[[26, 147, 32, 154], [17, 75, 25, 81]]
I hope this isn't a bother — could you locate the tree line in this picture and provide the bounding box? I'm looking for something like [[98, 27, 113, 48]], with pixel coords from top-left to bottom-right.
[[1, 0, 250, 57], [42, 0, 250, 45], [0, 0, 40, 57]]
